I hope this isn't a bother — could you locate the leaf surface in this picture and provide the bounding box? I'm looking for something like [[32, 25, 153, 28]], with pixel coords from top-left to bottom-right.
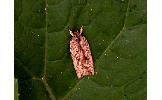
[[15, 0, 147, 99]]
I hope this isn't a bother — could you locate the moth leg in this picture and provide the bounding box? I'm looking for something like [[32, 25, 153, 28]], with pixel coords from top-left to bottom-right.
[[69, 29, 74, 36], [80, 26, 83, 35]]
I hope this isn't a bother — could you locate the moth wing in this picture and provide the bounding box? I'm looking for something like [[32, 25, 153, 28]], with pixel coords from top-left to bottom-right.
[[79, 36, 95, 75], [70, 38, 84, 78]]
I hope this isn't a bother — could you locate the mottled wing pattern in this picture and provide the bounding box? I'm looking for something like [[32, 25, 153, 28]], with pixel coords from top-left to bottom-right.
[[70, 36, 94, 79], [70, 37, 84, 78], [79, 36, 95, 75]]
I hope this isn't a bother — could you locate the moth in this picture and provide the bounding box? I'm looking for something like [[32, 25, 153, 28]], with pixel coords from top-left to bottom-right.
[[69, 26, 95, 79]]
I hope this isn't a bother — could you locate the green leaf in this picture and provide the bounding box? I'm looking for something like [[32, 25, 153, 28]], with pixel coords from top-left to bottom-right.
[[14, 78, 19, 100], [14, 0, 147, 100]]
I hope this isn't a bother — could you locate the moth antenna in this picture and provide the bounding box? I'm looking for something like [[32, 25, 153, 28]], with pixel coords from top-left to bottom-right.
[[80, 26, 84, 35], [69, 29, 74, 36]]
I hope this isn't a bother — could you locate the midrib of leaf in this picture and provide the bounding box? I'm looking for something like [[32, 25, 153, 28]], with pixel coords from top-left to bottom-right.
[[42, 77, 56, 100], [44, 0, 47, 76], [62, 0, 131, 99], [39, 0, 56, 99], [26, 0, 57, 99]]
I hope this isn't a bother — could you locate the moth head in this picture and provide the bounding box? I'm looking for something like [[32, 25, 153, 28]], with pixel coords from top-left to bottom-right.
[[69, 26, 83, 37], [73, 32, 80, 37], [69, 30, 80, 37]]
